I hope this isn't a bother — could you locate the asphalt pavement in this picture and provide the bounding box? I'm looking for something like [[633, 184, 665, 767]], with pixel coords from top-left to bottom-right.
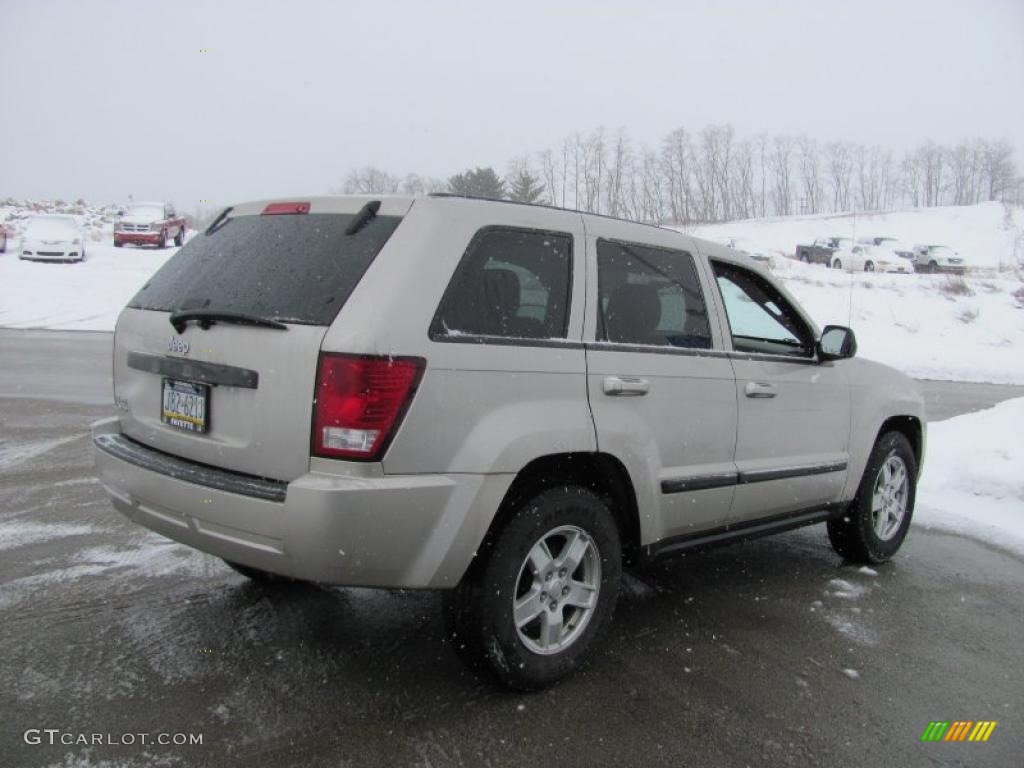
[[1, 329, 1022, 767]]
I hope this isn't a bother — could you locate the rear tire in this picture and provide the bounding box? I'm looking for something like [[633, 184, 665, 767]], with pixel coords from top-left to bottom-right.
[[832, 258, 842, 270], [864, 261, 875, 272], [445, 485, 622, 690], [114, 240, 123, 248], [928, 260, 938, 274], [800, 254, 810, 263], [828, 431, 916, 564], [174, 227, 184, 247]]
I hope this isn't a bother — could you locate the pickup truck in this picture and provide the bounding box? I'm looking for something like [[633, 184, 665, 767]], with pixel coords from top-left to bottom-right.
[[114, 202, 186, 248], [795, 236, 853, 265]]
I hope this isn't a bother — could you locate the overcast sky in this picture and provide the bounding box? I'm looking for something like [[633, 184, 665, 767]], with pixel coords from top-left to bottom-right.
[[2, 0, 1022, 211]]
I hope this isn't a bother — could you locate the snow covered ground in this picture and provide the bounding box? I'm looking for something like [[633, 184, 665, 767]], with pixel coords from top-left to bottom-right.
[[771, 259, 1024, 384], [915, 397, 1024, 556], [0, 243, 177, 330]]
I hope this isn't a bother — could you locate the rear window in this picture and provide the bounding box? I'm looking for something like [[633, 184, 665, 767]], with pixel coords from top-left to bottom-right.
[[128, 213, 402, 326]]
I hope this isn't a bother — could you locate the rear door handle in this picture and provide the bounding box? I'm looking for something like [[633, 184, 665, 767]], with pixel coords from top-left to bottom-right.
[[745, 381, 778, 398], [603, 376, 650, 396]]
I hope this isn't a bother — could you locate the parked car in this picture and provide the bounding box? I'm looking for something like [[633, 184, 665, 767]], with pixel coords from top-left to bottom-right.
[[912, 244, 967, 274], [114, 202, 186, 248], [719, 236, 773, 265], [795, 236, 853, 265], [0, 223, 8, 252], [858, 237, 916, 266], [19, 214, 87, 262], [92, 195, 925, 690], [830, 244, 910, 273]]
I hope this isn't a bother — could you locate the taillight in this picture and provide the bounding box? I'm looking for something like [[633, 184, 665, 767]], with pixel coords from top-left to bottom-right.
[[312, 353, 425, 461]]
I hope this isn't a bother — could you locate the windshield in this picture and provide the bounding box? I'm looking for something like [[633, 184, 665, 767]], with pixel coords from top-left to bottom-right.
[[25, 217, 77, 238], [129, 212, 403, 325], [125, 205, 164, 220]]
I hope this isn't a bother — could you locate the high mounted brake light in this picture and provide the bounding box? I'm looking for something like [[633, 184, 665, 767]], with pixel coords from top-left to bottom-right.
[[262, 202, 311, 215], [312, 353, 425, 461]]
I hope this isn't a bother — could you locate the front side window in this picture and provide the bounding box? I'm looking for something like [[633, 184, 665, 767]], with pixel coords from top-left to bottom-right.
[[596, 239, 712, 350], [712, 261, 814, 357], [431, 227, 572, 340]]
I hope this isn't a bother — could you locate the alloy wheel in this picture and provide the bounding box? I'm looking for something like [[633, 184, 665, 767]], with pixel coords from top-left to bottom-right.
[[512, 525, 601, 656]]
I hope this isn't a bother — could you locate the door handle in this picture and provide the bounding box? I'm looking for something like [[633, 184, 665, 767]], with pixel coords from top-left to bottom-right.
[[745, 381, 778, 398], [603, 376, 650, 396]]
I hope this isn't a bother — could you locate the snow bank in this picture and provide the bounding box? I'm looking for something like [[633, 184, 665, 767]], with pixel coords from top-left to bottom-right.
[[915, 397, 1024, 555]]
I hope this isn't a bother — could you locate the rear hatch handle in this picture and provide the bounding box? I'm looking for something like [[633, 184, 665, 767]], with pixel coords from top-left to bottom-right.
[[169, 309, 289, 334]]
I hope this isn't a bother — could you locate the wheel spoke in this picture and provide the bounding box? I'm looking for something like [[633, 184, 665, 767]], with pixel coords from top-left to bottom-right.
[[514, 586, 545, 628], [874, 508, 888, 537], [564, 580, 596, 610], [872, 490, 885, 513], [539, 607, 563, 648], [891, 464, 906, 493], [557, 530, 590, 574], [881, 460, 892, 486], [527, 539, 554, 576]]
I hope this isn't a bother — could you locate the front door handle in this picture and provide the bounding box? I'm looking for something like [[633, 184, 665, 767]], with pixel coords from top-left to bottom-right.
[[745, 381, 778, 398], [603, 376, 650, 396]]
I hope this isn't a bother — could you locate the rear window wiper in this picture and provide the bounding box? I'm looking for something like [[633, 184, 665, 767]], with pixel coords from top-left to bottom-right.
[[345, 200, 381, 235], [169, 309, 288, 334]]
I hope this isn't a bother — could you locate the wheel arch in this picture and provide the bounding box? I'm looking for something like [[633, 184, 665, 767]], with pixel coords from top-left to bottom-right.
[[876, 414, 923, 474], [468, 452, 641, 579]]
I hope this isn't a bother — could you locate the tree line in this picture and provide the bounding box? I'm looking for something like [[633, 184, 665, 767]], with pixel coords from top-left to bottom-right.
[[338, 125, 1022, 225]]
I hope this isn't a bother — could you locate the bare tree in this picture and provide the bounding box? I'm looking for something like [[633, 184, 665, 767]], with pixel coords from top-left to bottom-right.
[[340, 166, 401, 195], [660, 127, 694, 225], [770, 136, 795, 216], [797, 136, 823, 214], [825, 141, 854, 212]]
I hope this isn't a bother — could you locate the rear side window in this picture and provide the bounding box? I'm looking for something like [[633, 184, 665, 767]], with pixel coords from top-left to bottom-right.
[[128, 213, 402, 326], [596, 239, 712, 350], [431, 227, 572, 340]]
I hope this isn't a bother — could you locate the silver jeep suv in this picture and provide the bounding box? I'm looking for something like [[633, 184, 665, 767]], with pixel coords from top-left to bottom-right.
[[93, 195, 925, 689]]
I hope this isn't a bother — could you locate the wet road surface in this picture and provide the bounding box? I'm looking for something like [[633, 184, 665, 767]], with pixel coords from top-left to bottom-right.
[[1, 330, 1022, 766], [1, 393, 1022, 767]]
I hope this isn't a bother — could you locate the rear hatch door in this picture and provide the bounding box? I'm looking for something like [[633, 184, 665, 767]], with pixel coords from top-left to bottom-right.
[[113, 198, 409, 481]]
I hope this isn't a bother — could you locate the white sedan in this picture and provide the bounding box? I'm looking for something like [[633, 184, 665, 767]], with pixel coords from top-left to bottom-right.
[[19, 215, 87, 262], [830, 244, 909, 273]]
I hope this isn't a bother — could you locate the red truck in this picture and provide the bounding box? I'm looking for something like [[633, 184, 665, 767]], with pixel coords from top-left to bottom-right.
[[114, 202, 186, 248]]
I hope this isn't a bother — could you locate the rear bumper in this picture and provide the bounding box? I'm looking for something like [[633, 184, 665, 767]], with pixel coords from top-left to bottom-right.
[[115, 232, 162, 244], [91, 418, 511, 588]]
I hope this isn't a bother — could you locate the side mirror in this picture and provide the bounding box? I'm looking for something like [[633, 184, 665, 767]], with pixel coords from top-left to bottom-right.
[[818, 325, 857, 361]]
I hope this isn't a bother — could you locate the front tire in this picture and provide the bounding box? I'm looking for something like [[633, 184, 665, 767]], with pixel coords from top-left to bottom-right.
[[828, 431, 917, 564], [832, 258, 843, 270], [445, 485, 622, 690], [864, 261, 875, 272]]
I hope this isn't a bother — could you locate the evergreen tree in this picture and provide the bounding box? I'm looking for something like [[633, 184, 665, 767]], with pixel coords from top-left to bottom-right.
[[447, 167, 506, 199], [507, 169, 547, 204]]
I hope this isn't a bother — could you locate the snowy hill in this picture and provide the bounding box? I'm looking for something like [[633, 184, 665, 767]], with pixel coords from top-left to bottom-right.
[[691, 201, 1024, 272]]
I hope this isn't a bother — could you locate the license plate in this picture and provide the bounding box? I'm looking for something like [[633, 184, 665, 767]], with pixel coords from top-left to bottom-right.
[[161, 379, 209, 433]]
